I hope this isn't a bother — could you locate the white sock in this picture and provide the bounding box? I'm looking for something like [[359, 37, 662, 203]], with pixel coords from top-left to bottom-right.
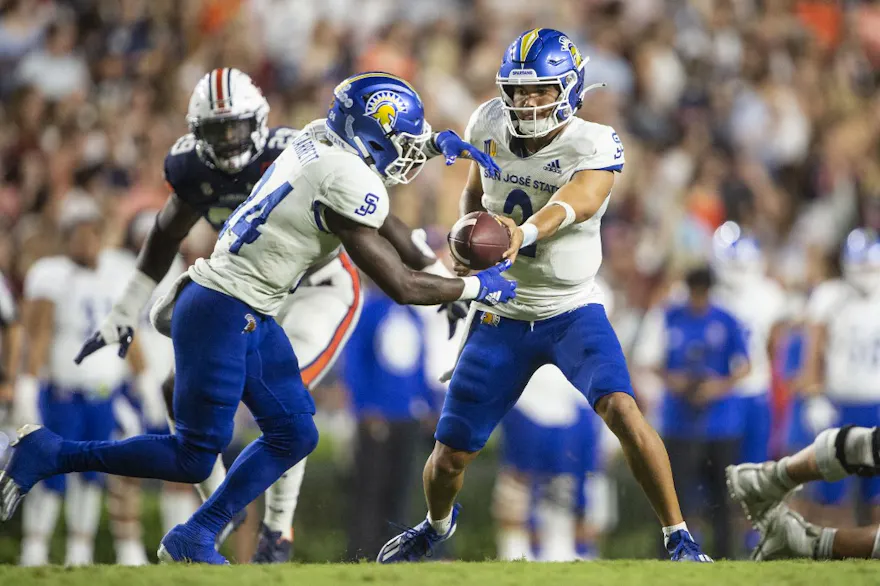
[[662, 522, 689, 546], [195, 455, 226, 502], [20, 537, 51, 567], [115, 538, 148, 566], [65, 536, 94, 566], [161, 488, 199, 534], [65, 476, 102, 566], [66, 476, 102, 537], [536, 501, 577, 562], [428, 511, 453, 536], [263, 458, 306, 538], [497, 528, 532, 561], [20, 483, 62, 566]]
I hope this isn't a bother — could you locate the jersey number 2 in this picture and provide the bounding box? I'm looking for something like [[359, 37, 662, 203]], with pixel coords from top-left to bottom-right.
[[221, 163, 293, 254], [503, 189, 537, 258]]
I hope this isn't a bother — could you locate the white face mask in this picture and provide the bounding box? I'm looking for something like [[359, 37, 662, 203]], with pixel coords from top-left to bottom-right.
[[515, 114, 559, 137]]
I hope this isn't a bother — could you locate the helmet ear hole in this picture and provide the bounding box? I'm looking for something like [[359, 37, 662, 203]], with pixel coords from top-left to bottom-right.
[[368, 140, 385, 151]]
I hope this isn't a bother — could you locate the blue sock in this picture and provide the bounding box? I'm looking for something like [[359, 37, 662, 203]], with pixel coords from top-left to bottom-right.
[[58, 434, 216, 483], [189, 414, 318, 536]]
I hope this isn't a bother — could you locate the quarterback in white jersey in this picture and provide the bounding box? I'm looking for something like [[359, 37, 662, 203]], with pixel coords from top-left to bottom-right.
[[0, 72, 512, 565], [379, 29, 711, 564], [711, 222, 789, 464]]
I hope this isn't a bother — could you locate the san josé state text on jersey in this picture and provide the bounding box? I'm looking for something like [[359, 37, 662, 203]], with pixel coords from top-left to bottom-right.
[[163, 127, 299, 230], [464, 98, 625, 321]]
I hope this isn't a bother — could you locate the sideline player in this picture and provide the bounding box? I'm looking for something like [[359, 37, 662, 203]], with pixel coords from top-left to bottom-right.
[[0, 72, 514, 564], [15, 198, 161, 565], [711, 222, 788, 466], [727, 425, 880, 560], [378, 28, 710, 563]]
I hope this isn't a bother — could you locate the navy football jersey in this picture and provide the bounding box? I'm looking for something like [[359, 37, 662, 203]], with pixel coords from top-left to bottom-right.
[[163, 126, 298, 230]]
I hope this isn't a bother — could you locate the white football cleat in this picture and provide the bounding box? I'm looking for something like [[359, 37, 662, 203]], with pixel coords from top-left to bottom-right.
[[752, 504, 820, 561], [726, 462, 794, 528]]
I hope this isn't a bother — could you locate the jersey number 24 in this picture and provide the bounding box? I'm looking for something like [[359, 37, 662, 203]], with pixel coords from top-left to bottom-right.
[[220, 163, 293, 254]]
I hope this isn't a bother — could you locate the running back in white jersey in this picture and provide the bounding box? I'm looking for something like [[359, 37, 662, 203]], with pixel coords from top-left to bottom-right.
[[24, 252, 132, 393], [808, 279, 880, 402], [465, 98, 624, 321], [713, 276, 789, 396], [189, 119, 389, 315]]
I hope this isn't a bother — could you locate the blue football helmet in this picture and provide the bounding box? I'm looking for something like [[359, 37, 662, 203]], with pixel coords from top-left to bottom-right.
[[712, 221, 766, 285], [325, 72, 431, 185], [496, 28, 603, 138], [842, 228, 880, 294]]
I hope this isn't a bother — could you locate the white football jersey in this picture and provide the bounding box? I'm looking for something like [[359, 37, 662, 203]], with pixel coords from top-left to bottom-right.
[[190, 119, 389, 315], [713, 277, 789, 396], [808, 279, 880, 402], [24, 252, 132, 393], [465, 99, 624, 321]]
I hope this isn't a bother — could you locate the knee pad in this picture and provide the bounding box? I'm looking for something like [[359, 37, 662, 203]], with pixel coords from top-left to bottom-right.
[[174, 439, 219, 484], [492, 472, 531, 523], [260, 414, 319, 461], [872, 526, 880, 559], [815, 426, 880, 482]]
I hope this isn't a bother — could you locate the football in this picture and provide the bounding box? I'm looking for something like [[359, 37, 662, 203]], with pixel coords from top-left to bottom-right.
[[448, 211, 511, 270]]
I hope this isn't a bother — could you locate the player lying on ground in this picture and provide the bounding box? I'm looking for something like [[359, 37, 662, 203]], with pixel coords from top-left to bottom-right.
[[378, 29, 711, 564], [0, 72, 515, 565], [727, 425, 880, 560]]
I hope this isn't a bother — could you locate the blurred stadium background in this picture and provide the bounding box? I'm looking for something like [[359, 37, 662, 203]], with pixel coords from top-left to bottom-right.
[[1, 0, 879, 566]]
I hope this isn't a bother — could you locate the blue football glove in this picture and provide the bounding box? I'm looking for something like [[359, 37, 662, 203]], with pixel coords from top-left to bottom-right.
[[435, 130, 501, 178], [437, 300, 469, 339], [473, 259, 517, 306]]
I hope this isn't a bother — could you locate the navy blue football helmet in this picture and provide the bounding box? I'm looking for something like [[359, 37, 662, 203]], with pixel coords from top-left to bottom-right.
[[326, 72, 431, 185], [496, 28, 602, 138], [842, 228, 880, 294]]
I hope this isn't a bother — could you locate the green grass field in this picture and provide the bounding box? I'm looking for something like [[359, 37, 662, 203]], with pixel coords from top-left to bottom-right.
[[0, 560, 876, 586]]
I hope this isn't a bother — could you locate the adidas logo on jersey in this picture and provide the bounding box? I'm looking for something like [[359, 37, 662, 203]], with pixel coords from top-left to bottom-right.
[[543, 159, 562, 174]]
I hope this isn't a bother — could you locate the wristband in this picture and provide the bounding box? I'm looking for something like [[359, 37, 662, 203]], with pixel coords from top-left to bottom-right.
[[458, 276, 481, 300], [520, 223, 539, 248], [547, 201, 577, 230]]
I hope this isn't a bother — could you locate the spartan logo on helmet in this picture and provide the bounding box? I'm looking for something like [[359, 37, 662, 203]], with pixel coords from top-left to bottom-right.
[[364, 90, 408, 133], [558, 36, 583, 67]]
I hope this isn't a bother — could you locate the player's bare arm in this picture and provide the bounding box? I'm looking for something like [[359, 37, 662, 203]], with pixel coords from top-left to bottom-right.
[[12, 298, 52, 424], [378, 214, 435, 270], [137, 194, 203, 283], [0, 318, 21, 404], [459, 162, 486, 216], [326, 208, 485, 306], [498, 169, 615, 263]]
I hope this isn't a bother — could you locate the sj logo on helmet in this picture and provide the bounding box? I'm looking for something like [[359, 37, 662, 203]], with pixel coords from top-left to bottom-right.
[[365, 90, 408, 132]]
